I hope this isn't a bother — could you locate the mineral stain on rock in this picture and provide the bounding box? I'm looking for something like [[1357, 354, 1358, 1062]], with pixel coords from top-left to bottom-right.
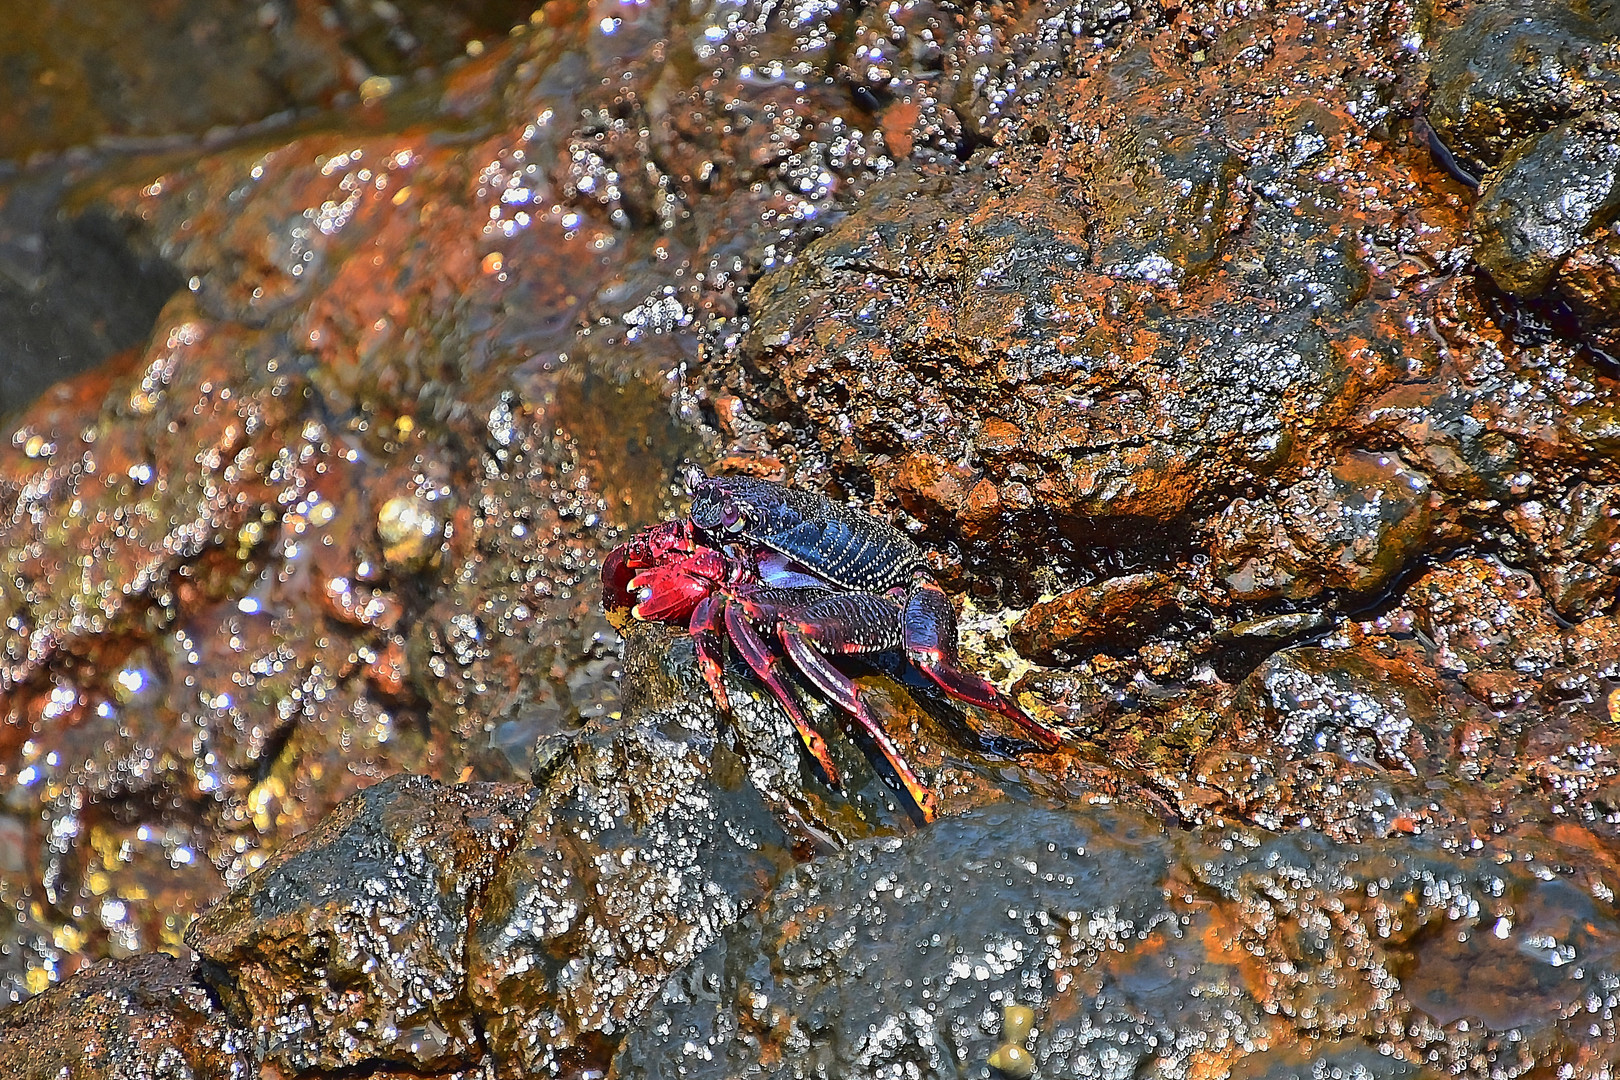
[[2, 0, 1620, 1074]]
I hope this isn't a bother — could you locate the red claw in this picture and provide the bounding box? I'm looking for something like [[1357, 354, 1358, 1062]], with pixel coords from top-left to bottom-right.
[[601, 476, 1061, 825], [603, 520, 709, 630], [606, 524, 733, 627], [628, 566, 714, 623], [601, 544, 637, 629]]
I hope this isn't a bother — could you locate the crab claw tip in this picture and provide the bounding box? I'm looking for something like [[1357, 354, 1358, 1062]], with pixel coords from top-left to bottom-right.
[[601, 546, 633, 603]]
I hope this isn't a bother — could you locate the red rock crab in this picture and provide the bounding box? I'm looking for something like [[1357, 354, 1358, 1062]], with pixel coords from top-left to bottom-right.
[[602, 475, 1061, 820]]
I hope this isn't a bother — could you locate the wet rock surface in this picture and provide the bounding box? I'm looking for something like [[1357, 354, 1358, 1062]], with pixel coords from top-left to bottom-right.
[[464, 630, 814, 1077], [0, 952, 250, 1079], [1472, 115, 1620, 297], [1210, 452, 1439, 603], [188, 774, 533, 1073], [180, 624, 961, 1078], [1428, 0, 1620, 349], [1427, 0, 1620, 175], [1, 0, 1620, 1074], [616, 802, 1620, 1079]]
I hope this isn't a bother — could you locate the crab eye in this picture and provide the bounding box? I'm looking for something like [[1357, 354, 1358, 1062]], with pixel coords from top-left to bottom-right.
[[720, 501, 746, 532]]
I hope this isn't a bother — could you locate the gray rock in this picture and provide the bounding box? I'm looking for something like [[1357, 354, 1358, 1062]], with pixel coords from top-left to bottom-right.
[[1473, 116, 1620, 296], [468, 625, 920, 1077], [614, 801, 1620, 1079], [1428, 0, 1620, 172], [1230, 646, 1445, 776], [187, 775, 534, 1073]]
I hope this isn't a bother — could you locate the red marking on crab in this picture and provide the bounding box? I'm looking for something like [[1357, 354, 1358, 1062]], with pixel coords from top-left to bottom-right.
[[601, 476, 1064, 822], [603, 519, 712, 625]]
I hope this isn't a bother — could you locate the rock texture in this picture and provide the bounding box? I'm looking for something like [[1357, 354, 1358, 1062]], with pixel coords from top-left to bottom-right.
[[617, 802, 1620, 1079], [3, 0, 1620, 1075], [180, 625, 955, 1079], [188, 776, 533, 1072], [0, 952, 251, 1079]]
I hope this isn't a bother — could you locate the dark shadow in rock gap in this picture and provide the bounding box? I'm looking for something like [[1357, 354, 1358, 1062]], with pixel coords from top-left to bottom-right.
[[0, 170, 184, 423]]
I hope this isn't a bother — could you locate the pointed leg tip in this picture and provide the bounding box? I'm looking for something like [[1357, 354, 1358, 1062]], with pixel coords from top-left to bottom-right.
[[851, 701, 940, 824], [986, 693, 1063, 750], [801, 729, 842, 788], [1015, 709, 1065, 751], [1022, 721, 1063, 751], [893, 765, 939, 822], [884, 758, 939, 823]]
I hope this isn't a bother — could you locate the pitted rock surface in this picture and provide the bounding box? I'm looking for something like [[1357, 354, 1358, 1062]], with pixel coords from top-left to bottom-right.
[[743, 168, 1353, 539], [1473, 116, 1620, 297], [1427, 0, 1620, 173], [1210, 452, 1438, 603], [187, 775, 533, 1072], [465, 630, 818, 1077], [1406, 558, 1567, 685], [713, 0, 1620, 677], [1506, 483, 1620, 620], [730, 0, 1444, 598], [471, 620, 1150, 1078], [173, 624, 965, 1078], [1229, 645, 1445, 777], [0, 952, 251, 1080], [614, 802, 1620, 1079]]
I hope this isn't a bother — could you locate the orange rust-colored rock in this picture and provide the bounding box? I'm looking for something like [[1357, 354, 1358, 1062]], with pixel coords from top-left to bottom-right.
[[1212, 451, 1438, 602], [887, 451, 975, 522], [1013, 573, 1185, 662]]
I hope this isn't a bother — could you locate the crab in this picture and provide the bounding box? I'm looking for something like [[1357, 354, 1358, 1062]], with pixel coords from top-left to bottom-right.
[[601, 475, 1061, 821]]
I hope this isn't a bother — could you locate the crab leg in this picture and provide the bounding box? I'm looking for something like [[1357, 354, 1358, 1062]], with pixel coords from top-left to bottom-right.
[[688, 593, 732, 715], [722, 599, 841, 786], [903, 580, 1061, 750], [778, 621, 939, 823]]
